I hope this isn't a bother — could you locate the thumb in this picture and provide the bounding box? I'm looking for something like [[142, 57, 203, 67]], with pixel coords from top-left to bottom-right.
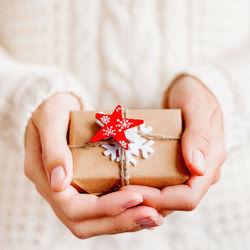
[[33, 93, 81, 192], [181, 106, 213, 176], [166, 76, 218, 176]]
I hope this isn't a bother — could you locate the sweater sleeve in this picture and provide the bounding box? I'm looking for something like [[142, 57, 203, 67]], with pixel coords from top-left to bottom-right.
[[163, 46, 250, 151], [0, 47, 94, 151]]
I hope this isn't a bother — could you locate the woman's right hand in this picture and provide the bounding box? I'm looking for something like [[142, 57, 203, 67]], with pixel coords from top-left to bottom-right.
[[24, 92, 164, 239]]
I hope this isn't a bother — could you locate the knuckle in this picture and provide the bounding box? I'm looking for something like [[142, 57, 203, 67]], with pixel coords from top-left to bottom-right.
[[184, 128, 211, 150], [41, 149, 51, 165], [41, 149, 58, 170], [199, 133, 211, 150], [96, 198, 112, 217], [42, 145, 68, 169], [52, 196, 78, 222], [70, 225, 88, 239], [111, 219, 125, 234], [64, 205, 78, 222], [185, 196, 199, 211]]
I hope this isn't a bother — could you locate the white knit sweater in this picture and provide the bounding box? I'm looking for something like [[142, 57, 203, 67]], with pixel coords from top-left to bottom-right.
[[0, 1, 250, 249]]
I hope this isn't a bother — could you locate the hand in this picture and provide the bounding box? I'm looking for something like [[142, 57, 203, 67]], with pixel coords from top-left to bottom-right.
[[24, 92, 164, 239], [119, 75, 227, 216]]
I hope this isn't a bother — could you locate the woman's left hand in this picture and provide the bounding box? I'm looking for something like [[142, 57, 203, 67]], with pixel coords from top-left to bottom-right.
[[119, 75, 227, 216]]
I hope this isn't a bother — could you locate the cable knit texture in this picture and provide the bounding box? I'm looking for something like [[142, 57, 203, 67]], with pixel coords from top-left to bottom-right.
[[0, 0, 250, 249]]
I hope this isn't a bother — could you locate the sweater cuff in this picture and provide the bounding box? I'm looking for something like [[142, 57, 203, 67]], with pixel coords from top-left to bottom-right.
[[166, 65, 245, 151], [1, 65, 94, 152]]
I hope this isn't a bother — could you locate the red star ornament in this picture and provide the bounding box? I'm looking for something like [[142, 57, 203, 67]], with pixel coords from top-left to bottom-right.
[[91, 105, 144, 150]]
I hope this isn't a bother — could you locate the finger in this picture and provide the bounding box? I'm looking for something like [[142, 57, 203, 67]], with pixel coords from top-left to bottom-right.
[[120, 185, 166, 211], [24, 123, 145, 220], [64, 205, 164, 239], [32, 93, 81, 192], [167, 79, 218, 176], [52, 188, 144, 221], [120, 177, 207, 211], [120, 135, 223, 211]]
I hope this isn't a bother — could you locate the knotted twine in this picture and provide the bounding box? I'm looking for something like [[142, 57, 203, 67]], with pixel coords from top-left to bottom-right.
[[68, 108, 181, 187]]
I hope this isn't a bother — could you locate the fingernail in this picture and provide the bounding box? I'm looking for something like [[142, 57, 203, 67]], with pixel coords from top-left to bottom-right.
[[50, 166, 65, 191], [192, 149, 206, 174], [122, 198, 143, 209], [136, 216, 163, 228]]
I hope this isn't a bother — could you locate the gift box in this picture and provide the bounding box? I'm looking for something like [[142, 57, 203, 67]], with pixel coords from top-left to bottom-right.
[[68, 107, 188, 195]]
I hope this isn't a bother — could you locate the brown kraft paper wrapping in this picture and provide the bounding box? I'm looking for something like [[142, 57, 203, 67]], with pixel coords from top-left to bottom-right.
[[68, 109, 189, 195]]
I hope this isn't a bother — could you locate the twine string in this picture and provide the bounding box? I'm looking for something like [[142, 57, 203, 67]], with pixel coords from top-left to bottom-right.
[[120, 108, 129, 186], [68, 107, 181, 187], [138, 132, 180, 140], [69, 140, 117, 149]]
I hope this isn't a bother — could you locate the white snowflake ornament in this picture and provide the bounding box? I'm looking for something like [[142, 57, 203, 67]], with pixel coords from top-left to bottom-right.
[[139, 123, 153, 134], [102, 142, 121, 161], [125, 126, 140, 143], [140, 140, 155, 159]]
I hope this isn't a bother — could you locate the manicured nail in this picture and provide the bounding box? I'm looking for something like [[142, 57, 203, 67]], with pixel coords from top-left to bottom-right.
[[122, 198, 143, 209], [50, 166, 65, 190], [192, 149, 206, 174], [136, 217, 162, 228]]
